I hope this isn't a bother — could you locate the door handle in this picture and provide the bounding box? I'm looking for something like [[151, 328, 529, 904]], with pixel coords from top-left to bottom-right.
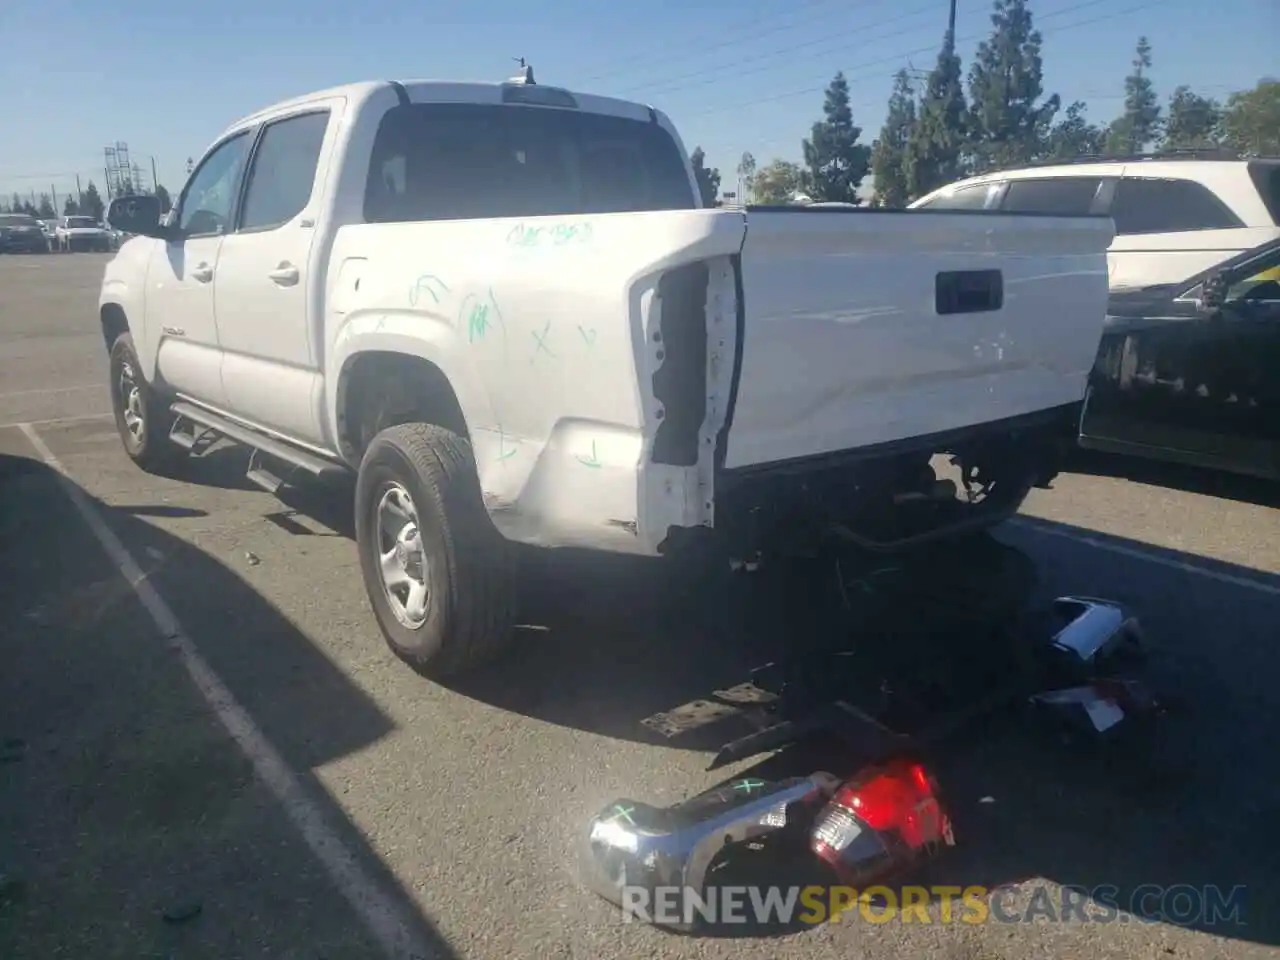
[[268, 263, 299, 286], [191, 262, 213, 283]]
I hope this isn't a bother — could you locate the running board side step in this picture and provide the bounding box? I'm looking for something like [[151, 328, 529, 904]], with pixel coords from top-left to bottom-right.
[[169, 401, 348, 493]]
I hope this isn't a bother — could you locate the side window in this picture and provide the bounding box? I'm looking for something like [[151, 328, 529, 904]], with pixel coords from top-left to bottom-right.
[[1001, 177, 1101, 215], [178, 132, 252, 237], [238, 111, 330, 232], [917, 183, 996, 211], [1110, 178, 1244, 235]]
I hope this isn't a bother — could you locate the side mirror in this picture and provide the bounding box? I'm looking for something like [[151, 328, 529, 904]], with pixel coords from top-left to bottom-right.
[[106, 194, 165, 238]]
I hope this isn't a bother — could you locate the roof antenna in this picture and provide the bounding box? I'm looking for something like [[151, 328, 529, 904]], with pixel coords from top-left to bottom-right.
[[508, 57, 535, 85]]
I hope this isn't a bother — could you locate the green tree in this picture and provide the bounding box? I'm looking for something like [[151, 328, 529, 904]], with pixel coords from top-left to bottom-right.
[[906, 30, 969, 198], [10, 193, 21, 212], [736, 151, 757, 203], [156, 184, 173, 213], [63, 195, 80, 215], [801, 72, 872, 203], [1045, 101, 1105, 158], [37, 194, 56, 218], [1219, 79, 1280, 156], [1105, 36, 1161, 155], [20, 200, 38, 216], [81, 181, 105, 220], [966, 0, 1059, 171], [1161, 86, 1223, 151], [690, 147, 721, 206], [871, 69, 917, 208], [751, 159, 803, 204]]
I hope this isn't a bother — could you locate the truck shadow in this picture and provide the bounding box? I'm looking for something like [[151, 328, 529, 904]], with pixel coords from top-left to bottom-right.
[[0, 451, 455, 959]]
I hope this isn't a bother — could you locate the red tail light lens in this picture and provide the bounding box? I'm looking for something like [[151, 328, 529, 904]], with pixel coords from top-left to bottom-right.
[[810, 758, 953, 882]]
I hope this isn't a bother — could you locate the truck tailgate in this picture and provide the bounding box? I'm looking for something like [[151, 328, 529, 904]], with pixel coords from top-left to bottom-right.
[[724, 209, 1114, 470]]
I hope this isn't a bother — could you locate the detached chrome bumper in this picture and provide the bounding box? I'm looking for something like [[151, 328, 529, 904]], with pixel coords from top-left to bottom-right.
[[581, 773, 838, 931]]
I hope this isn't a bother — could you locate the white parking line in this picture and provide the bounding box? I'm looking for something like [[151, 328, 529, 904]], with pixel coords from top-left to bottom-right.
[[0, 383, 105, 398], [1008, 515, 1280, 598], [17, 421, 441, 960], [0, 412, 112, 429]]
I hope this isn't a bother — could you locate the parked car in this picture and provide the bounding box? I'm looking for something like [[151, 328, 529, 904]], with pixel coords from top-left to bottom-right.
[[100, 74, 1113, 677], [56, 215, 112, 252], [1081, 237, 1280, 480], [0, 213, 50, 253], [909, 155, 1280, 293]]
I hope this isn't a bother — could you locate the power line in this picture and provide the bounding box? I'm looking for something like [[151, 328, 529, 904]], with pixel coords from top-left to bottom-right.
[[682, 0, 1164, 122], [624, 0, 1116, 103], [614, 2, 943, 99], [575, 0, 882, 83]]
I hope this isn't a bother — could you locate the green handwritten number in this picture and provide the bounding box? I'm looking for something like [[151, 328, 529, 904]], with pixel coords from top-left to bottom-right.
[[577, 441, 602, 468], [578, 326, 597, 347]]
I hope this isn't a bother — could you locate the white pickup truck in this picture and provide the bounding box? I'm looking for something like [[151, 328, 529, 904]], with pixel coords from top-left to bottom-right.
[[57, 215, 113, 252], [101, 71, 1114, 677]]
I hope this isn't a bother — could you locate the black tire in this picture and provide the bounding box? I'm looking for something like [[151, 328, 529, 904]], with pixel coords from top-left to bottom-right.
[[108, 331, 179, 471], [355, 423, 517, 678]]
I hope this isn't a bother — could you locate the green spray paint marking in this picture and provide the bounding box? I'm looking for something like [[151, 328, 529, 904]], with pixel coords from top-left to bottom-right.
[[605, 804, 636, 825], [467, 302, 491, 342], [577, 441, 602, 468], [409, 274, 449, 307], [733, 778, 767, 793], [578, 325, 597, 347], [459, 289, 506, 347], [496, 426, 516, 461], [532, 321, 556, 357]]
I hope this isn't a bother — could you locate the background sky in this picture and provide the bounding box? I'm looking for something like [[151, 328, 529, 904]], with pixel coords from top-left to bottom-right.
[[1, 0, 1275, 203]]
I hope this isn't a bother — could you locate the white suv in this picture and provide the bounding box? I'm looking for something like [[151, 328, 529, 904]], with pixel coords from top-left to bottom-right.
[[910, 157, 1280, 292]]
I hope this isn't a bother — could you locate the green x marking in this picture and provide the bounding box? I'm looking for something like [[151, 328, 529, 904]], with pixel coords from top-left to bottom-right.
[[606, 804, 636, 825], [733, 779, 767, 793]]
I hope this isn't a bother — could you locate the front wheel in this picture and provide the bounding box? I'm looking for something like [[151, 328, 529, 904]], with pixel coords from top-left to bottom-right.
[[355, 423, 517, 678], [109, 332, 179, 472]]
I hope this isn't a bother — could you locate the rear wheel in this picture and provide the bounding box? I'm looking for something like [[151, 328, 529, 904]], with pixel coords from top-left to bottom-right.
[[355, 422, 517, 678], [109, 332, 179, 472]]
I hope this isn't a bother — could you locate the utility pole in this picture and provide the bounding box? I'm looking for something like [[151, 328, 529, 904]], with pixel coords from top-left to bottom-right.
[[947, 0, 956, 37], [75, 174, 83, 210], [151, 156, 159, 193], [51, 185, 58, 214]]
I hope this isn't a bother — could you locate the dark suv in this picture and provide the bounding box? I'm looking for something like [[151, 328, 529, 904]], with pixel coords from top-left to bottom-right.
[[0, 213, 50, 253]]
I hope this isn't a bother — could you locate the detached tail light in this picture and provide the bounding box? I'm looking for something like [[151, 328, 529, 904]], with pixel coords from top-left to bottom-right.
[[810, 758, 954, 883]]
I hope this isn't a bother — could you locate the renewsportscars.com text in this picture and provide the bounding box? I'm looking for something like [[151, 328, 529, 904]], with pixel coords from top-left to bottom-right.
[[621, 883, 1248, 927]]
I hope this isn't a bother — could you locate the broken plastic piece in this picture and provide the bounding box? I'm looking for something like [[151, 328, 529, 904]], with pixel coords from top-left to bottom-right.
[[810, 758, 954, 884], [581, 773, 839, 931], [1029, 679, 1157, 737], [1047, 597, 1144, 670]]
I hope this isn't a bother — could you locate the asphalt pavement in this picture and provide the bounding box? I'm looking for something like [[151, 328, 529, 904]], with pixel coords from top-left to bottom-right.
[[1, 253, 1278, 959]]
